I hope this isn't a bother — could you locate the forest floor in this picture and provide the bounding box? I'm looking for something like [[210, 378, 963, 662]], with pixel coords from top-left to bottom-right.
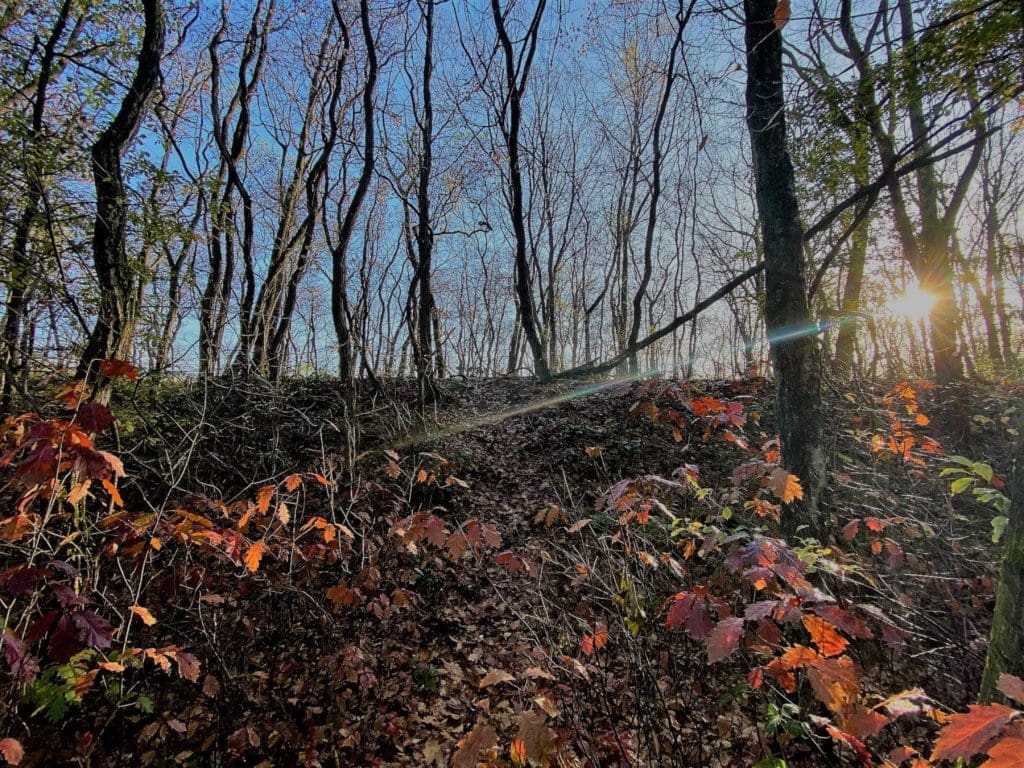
[[1, 373, 1020, 767]]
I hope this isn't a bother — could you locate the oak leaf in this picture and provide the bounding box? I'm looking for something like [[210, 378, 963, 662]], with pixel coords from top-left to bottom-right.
[[244, 540, 267, 573]]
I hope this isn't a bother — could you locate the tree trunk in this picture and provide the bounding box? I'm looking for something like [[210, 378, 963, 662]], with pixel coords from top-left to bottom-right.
[[744, 0, 826, 538], [980, 434, 1024, 703], [77, 0, 165, 381]]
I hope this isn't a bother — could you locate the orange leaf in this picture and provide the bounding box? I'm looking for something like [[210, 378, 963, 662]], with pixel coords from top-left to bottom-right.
[[593, 623, 609, 650], [510, 738, 527, 767], [931, 704, 1017, 762], [984, 732, 1024, 768], [67, 478, 91, 505], [130, 605, 158, 626], [802, 615, 848, 657], [255, 486, 274, 515], [99, 359, 139, 381], [766, 467, 804, 504], [283, 474, 302, 491], [774, 0, 791, 30], [0, 738, 24, 766], [98, 661, 126, 673], [101, 478, 123, 507], [244, 540, 267, 573]]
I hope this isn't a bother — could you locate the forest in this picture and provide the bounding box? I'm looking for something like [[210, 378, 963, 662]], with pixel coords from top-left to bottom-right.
[[1, 0, 1024, 765]]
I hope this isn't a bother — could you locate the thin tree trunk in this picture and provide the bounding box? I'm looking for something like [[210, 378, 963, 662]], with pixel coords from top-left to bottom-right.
[[744, 0, 826, 538]]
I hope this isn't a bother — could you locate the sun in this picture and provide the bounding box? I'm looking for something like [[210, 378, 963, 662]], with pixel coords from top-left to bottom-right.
[[885, 282, 936, 323]]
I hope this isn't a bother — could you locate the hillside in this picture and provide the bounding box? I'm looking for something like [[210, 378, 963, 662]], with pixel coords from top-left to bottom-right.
[[1, 374, 1018, 766]]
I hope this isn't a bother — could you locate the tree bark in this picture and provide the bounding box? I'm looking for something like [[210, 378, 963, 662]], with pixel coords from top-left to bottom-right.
[[77, 0, 165, 380], [980, 433, 1024, 703], [744, 0, 826, 538]]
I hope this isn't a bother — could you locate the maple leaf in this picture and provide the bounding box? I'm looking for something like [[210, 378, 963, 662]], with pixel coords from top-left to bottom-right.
[[75, 402, 114, 433], [98, 359, 139, 381], [453, 725, 497, 768], [244, 540, 267, 573], [479, 668, 515, 689], [998, 675, 1024, 706], [930, 704, 1017, 762], [803, 615, 848, 657], [516, 710, 557, 766], [130, 605, 158, 626], [706, 617, 744, 664], [766, 467, 803, 504], [0, 738, 23, 766]]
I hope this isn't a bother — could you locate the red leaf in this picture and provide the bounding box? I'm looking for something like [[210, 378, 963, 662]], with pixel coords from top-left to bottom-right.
[[931, 704, 1017, 762], [0, 738, 23, 766], [2, 631, 39, 683], [748, 667, 764, 689], [73, 610, 114, 650], [75, 402, 114, 433], [706, 617, 744, 664]]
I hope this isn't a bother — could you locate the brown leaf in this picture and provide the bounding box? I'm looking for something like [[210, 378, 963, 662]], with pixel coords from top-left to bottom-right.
[[998, 674, 1024, 706], [479, 668, 515, 689], [453, 725, 497, 768], [517, 710, 557, 766], [774, 0, 791, 30]]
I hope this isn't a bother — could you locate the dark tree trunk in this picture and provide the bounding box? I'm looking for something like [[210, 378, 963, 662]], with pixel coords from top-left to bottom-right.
[[77, 0, 165, 380], [980, 434, 1024, 703], [491, 0, 550, 380], [744, 0, 826, 538]]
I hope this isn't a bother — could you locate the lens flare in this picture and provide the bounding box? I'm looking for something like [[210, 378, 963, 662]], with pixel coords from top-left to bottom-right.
[[885, 282, 936, 323]]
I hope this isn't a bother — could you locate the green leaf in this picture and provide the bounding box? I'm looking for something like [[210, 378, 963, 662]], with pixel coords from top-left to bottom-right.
[[950, 477, 974, 494], [753, 759, 787, 768], [972, 462, 994, 482], [948, 455, 978, 469], [992, 516, 1009, 544]]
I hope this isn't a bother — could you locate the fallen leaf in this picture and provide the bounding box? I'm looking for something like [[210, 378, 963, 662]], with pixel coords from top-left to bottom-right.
[[931, 704, 1017, 761], [453, 725, 497, 768], [130, 606, 157, 626], [479, 668, 515, 689], [0, 739, 23, 766]]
